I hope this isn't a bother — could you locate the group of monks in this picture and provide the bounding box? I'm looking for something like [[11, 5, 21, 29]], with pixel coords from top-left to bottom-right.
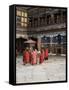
[[23, 47, 48, 65], [16, 47, 48, 65]]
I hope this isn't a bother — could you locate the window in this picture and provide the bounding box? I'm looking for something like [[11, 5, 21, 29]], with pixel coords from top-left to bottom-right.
[[24, 23, 27, 27], [25, 12, 27, 17], [24, 18, 27, 22], [52, 36, 58, 43], [57, 13, 61, 23], [17, 10, 21, 16], [34, 18, 38, 27], [16, 10, 28, 28], [54, 14, 57, 23], [21, 17, 24, 22], [22, 12, 24, 16], [63, 11, 67, 22], [47, 15, 51, 24], [21, 23, 27, 27], [28, 17, 33, 27], [40, 17, 44, 26], [16, 16, 21, 22], [21, 23, 24, 27], [41, 36, 50, 43]]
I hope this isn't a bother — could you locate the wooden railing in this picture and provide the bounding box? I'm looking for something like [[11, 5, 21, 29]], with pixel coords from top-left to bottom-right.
[[16, 23, 66, 33]]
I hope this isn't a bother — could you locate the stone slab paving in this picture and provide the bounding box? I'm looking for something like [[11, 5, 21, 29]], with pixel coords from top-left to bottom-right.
[[16, 56, 66, 84]]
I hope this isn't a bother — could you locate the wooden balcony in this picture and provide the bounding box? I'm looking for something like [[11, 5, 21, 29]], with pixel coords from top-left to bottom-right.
[[16, 23, 66, 35], [28, 23, 66, 32]]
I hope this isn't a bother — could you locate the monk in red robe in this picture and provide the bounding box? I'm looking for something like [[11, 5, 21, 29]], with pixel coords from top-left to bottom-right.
[[31, 49, 37, 65], [45, 48, 48, 60], [23, 48, 30, 65], [40, 48, 45, 64]]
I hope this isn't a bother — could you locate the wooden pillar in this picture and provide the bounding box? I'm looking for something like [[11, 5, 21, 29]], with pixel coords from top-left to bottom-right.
[[51, 14, 54, 24], [38, 17, 40, 27], [57, 15, 59, 23], [32, 17, 34, 28], [37, 36, 41, 51], [45, 14, 47, 25], [61, 44, 63, 54], [50, 35, 53, 54], [60, 11, 63, 23]]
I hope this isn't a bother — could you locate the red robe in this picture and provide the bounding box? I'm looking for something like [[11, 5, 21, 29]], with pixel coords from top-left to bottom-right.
[[23, 51, 30, 64], [45, 48, 48, 59], [31, 50, 37, 65], [40, 50, 45, 63]]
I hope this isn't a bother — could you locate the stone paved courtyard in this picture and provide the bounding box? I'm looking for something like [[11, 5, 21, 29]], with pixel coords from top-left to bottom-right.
[[16, 55, 66, 83]]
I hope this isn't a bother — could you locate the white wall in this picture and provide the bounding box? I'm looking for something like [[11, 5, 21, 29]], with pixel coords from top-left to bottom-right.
[[0, 0, 69, 90]]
